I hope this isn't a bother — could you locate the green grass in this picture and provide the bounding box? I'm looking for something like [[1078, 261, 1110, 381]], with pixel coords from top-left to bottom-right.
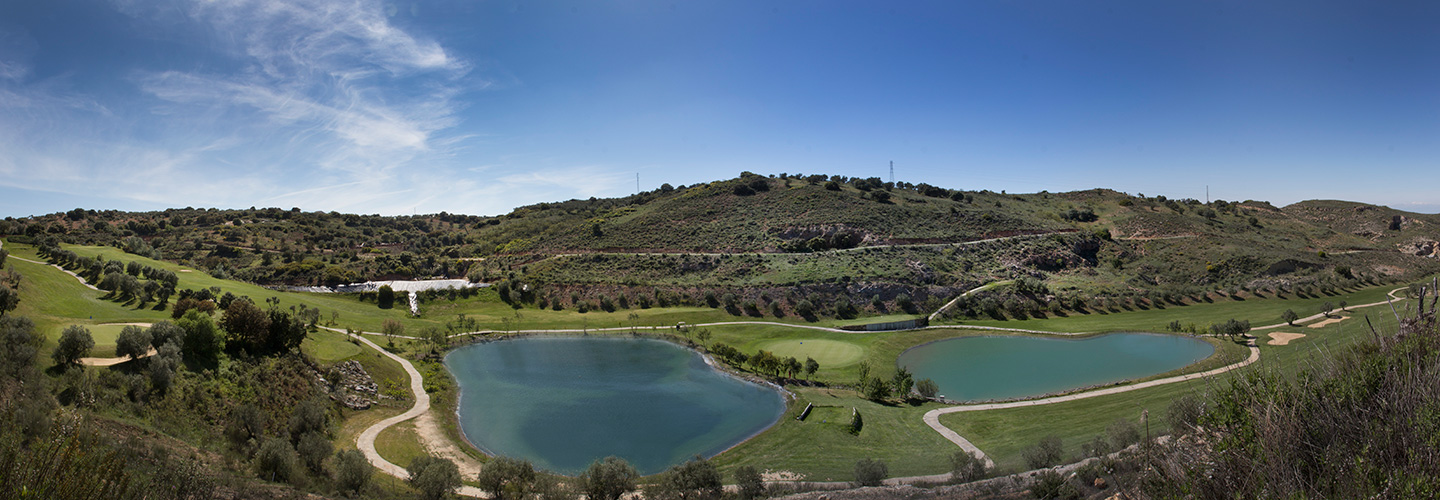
[[939, 284, 1398, 334], [754, 339, 865, 367], [375, 421, 427, 468], [709, 388, 955, 481]]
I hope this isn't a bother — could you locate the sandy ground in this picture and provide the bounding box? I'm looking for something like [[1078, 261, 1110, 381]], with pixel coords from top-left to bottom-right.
[[413, 411, 485, 479], [1267, 332, 1307, 346], [81, 347, 156, 366], [1308, 316, 1347, 328], [763, 470, 808, 482]]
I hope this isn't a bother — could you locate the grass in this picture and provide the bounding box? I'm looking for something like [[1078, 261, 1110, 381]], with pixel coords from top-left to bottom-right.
[[939, 284, 1398, 334], [709, 387, 955, 481], [375, 421, 427, 469], [754, 339, 865, 367]]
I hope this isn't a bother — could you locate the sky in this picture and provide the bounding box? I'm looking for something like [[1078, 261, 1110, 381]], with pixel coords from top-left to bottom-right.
[[1, 0, 1437, 218]]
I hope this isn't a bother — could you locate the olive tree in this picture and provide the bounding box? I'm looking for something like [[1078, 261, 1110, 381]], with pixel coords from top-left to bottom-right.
[[579, 456, 638, 500], [52, 325, 94, 367], [408, 456, 461, 500], [476, 456, 536, 500]]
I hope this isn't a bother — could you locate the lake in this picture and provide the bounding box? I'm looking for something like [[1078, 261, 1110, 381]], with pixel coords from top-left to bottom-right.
[[897, 333, 1214, 402], [445, 337, 786, 475]]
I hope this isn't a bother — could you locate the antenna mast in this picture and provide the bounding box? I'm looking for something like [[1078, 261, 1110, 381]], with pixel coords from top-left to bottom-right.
[[889, 161, 894, 184], [636, 173, 640, 194]]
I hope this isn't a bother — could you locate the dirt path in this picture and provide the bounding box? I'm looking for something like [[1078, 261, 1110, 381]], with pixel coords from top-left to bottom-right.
[[339, 328, 488, 498]]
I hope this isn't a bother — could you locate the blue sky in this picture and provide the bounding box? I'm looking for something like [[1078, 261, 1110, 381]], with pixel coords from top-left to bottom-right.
[[1, 0, 1436, 218]]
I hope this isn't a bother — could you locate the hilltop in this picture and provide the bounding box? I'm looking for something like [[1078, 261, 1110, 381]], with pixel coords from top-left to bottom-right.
[[4, 173, 1439, 321]]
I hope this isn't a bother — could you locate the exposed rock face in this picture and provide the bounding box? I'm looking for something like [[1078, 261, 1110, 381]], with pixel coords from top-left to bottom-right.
[[1400, 239, 1440, 258], [318, 360, 379, 410]]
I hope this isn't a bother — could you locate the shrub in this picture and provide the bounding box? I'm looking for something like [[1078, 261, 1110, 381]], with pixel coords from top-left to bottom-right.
[[377, 284, 396, 309], [734, 465, 765, 499], [950, 451, 987, 483], [296, 431, 332, 473], [1166, 394, 1203, 434], [1030, 470, 1079, 499], [476, 455, 537, 500], [334, 449, 372, 494], [254, 437, 298, 483], [853, 458, 888, 486], [1106, 418, 1140, 451], [655, 456, 721, 500], [580, 456, 638, 500], [1023, 435, 1064, 469], [408, 456, 462, 500], [912, 378, 938, 399]]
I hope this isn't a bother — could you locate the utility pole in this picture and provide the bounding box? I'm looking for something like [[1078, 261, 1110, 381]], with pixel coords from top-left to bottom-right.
[[889, 161, 894, 184], [636, 173, 640, 194], [1206, 185, 1209, 204]]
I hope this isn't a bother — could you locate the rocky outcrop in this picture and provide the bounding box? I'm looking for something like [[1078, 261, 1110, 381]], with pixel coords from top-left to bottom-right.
[[317, 360, 379, 410], [1400, 239, 1440, 258]]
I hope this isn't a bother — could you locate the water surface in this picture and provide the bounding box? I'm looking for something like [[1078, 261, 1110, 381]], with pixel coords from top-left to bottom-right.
[[898, 333, 1214, 402], [446, 337, 785, 475]]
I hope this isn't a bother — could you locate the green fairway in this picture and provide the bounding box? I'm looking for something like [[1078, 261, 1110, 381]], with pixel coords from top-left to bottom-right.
[[755, 339, 865, 367]]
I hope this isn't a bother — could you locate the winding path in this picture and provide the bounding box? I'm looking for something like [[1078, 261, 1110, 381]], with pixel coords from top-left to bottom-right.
[[341, 328, 488, 498], [922, 287, 1409, 468], [335, 285, 1410, 494]]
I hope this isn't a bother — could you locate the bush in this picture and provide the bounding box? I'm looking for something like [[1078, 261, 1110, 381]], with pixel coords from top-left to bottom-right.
[[1106, 418, 1140, 450], [734, 465, 765, 500], [916, 378, 940, 399], [1166, 394, 1203, 433], [950, 451, 987, 483], [1030, 470, 1079, 499], [1023, 435, 1064, 469], [655, 456, 721, 500], [580, 456, 638, 500], [334, 449, 373, 494], [476, 456, 537, 500], [408, 456, 462, 500], [853, 458, 888, 487], [296, 431, 332, 473], [377, 284, 396, 309], [254, 437, 298, 483], [288, 397, 330, 441]]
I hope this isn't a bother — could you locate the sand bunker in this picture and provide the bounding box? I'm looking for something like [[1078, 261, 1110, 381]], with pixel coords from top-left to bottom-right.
[[1268, 332, 1306, 346], [1308, 316, 1348, 328]]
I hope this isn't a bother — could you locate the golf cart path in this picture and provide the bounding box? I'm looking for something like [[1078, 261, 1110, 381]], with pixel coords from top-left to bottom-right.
[[923, 287, 1408, 468]]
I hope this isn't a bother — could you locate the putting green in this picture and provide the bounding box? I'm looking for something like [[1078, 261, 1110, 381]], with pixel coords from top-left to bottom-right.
[[756, 339, 865, 367]]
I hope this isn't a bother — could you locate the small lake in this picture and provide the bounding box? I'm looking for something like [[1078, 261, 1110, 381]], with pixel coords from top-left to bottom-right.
[[445, 337, 786, 475], [897, 333, 1214, 402]]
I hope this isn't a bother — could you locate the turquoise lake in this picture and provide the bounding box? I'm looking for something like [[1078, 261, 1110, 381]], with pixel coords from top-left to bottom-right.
[[445, 337, 786, 475], [897, 333, 1214, 402]]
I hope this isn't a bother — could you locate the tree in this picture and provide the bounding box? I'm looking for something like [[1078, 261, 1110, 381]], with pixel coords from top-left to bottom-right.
[[916, 378, 940, 399], [950, 451, 987, 483], [734, 465, 765, 500], [288, 397, 330, 442], [862, 376, 891, 401], [226, 404, 266, 452], [377, 284, 396, 309], [892, 367, 914, 399], [177, 309, 223, 365], [654, 456, 722, 500], [1322, 301, 1335, 317], [0, 315, 43, 378], [804, 357, 819, 379], [1023, 435, 1065, 469], [382, 319, 404, 348], [115, 325, 152, 361], [580, 456, 639, 500], [1281, 309, 1299, 325], [0, 284, 18, 317], [255, 437, 298, 483], [853, 458, 888, 486], [296, 431, 332, 473], [335, 449, 373, 494], [794, 299, 815, 319], [476, 456, 537, 500], [52, 325, 94, 367], [408, 456, 462, 500], [1339, 300, 1349, 311], [221, 298, 270, 353]]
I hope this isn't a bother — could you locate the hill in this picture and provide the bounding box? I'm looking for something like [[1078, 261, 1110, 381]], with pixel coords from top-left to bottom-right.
[[4, 173, 1440, 320]]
